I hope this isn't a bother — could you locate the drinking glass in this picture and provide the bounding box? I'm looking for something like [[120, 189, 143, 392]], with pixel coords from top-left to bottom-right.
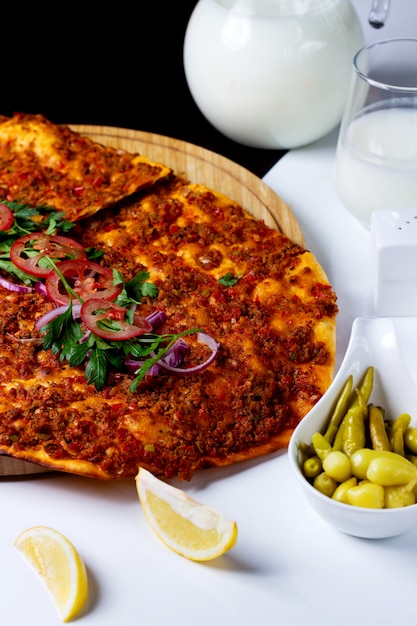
[[335, 38, 417, 229]]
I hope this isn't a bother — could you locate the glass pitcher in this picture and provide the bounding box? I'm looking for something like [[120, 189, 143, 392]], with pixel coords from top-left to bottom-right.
[[183, 0, 365, 149]]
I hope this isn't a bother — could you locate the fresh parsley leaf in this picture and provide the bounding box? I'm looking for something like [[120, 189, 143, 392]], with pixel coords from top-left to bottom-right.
[[0, 259, 36, 285], [85, 246, 104, 261], [72, 335, 122, 390], [218, 272, 239, 287], [41, 301, 83, 355], [113, 268, 124, 285], [0, 201, 74, 238], [66, 339, 92, 367], [126, 270, 158, 301], [120, 336, 161, 358], [0, 201, 76, 285], [84, 344, 109, 391], [114, 269, 158, 306]]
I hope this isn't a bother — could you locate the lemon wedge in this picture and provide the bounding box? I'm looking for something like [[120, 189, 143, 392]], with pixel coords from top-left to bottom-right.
[[136, 467, 238, 561], [14, 526, 88, 622]]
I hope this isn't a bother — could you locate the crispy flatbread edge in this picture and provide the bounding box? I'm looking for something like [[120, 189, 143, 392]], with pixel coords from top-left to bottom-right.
[[0, 427, 306, 481]]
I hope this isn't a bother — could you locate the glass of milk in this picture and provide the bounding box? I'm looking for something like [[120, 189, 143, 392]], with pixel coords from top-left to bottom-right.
[[335, 38, 417, 229]]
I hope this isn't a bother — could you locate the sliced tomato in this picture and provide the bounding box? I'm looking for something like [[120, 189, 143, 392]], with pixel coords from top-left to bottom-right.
[[0, 203, 14, 231], [10, 233, 87, 278], [80, 298, 153, 340], [45, 259, 123, 305]]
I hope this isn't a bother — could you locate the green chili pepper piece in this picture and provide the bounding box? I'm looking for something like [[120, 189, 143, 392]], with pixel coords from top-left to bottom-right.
[[350, 366, 374, 408], [367, 456, 417, 486], [311, 431, 332, 462], [389, 413, 411, 456], [369, 405, 391, 451], [405, 427, 417, 456], [323, 375, 353, 445], [342, 403, 366, 457]]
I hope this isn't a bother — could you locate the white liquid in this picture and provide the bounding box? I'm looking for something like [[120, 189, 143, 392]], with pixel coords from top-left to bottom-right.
[[183, 0, 363, 149], [336, 108, 417, 228]]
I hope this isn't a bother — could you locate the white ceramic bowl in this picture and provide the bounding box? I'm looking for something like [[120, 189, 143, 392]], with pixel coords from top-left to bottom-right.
[[288, 317, 417, 539]]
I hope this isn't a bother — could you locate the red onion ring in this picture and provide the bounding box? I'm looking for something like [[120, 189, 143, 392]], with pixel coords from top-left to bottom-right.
[[34, 281, 48, 297], [124, 337, 185, 377], [155, 332, 219, 375], [35, 303, 82, 331], [145, 310, 166, 330], [0, 275, 32, 294]]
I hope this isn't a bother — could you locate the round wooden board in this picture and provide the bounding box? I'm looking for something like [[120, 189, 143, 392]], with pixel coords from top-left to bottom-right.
[[0, 125, 304, 477], [72, 126, 305, 246]]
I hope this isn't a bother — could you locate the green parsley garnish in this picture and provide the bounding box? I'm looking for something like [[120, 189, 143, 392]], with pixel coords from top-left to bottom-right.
[[0, 200, 74, 239], [38, 266, 200, 392], [0, 201, 75, 285], [218, 272, 239, 287], [113, 268, 159, 306]]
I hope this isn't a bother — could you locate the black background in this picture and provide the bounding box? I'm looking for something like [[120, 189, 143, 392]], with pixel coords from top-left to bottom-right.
[[2, 2, 285, 178]]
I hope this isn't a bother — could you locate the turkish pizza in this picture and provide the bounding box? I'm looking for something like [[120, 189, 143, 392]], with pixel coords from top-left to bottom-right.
[[0, 114, 338, 480], [0, 113, 171, 221]]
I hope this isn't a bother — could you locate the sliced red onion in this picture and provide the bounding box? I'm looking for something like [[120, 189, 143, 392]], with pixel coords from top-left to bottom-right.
[[161, 338, 189, 367], [145, 363, 160, 377], [124, 337, 189, 377], [0, 275, 32, 294], [145, 310, 166, 330], [156, 332, 219, 375], [124, 358, 145, 374], [34, 281, 48, 297], [35, 303, 82, 331]]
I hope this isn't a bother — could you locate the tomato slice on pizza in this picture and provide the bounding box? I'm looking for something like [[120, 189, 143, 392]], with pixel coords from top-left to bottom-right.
[[45, 259, 122, 305], [80, 298, 153, 340], [10, 233, 87, 278], [0, 203, 13, 231]]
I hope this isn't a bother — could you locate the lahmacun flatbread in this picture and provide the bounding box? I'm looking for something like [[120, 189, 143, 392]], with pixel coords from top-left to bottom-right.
[[0, 132, 338, 480], [0, 113, 171, 221]]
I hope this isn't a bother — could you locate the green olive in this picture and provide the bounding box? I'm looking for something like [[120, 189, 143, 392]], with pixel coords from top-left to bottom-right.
[[313, 472, 338, 498], [322, 450, 352, 483], [303, 455, 322, 479], [300, 368, 417, 510]]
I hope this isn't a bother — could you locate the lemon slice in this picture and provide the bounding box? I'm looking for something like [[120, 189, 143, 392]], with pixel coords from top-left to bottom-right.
[[136, 467, 238, 561], [14, 526, 88, 622]]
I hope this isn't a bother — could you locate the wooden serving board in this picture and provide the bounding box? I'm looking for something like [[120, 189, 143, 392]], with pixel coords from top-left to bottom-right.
[[0, 126, 303, 477], [72, 126, 305, 246]]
